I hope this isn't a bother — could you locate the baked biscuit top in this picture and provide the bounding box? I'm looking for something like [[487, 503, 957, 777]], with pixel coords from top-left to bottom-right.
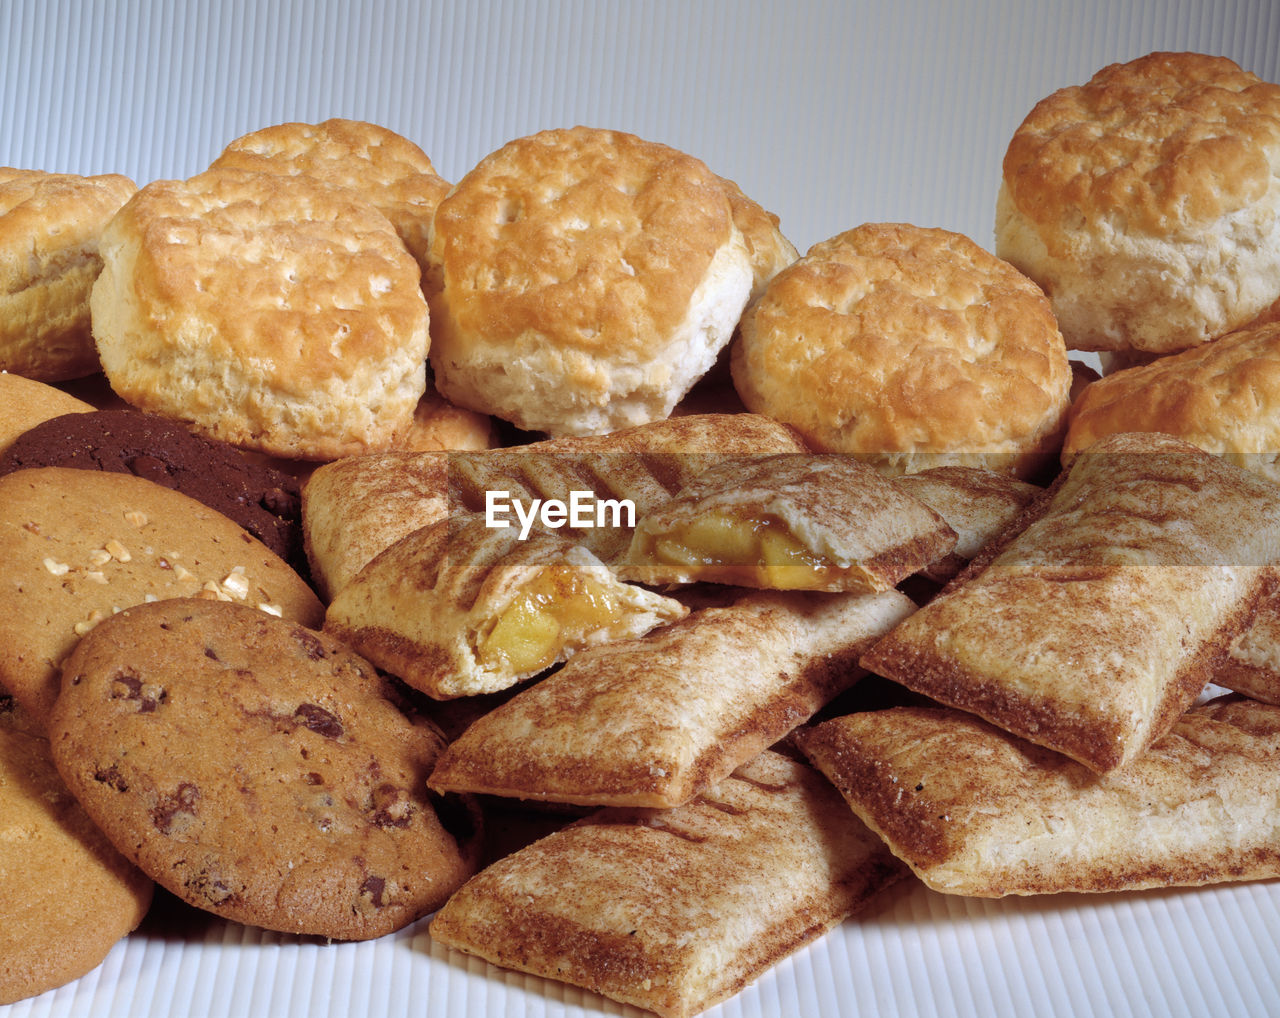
[[428, 126, 740, 359], [1003, 52, 1280, 244], [734, 222, 1070, 474], [211, 118, 451, 261], [0, 168, 136, 278], [101, 168, 427, 393]]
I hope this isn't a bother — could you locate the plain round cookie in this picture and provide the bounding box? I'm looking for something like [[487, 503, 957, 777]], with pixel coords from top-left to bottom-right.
[[0, 410, 306, 570], [427, 126, 753, 436], [0, 168, 136, 381], [0, 467, 323, 728], [210, 118, 451, 286], [90, 168, 430, 460], [1063, 320, 1280, 481], [731, 222, 1072, 477], [49, 598, 481, 940], [996, 52, 1280, 356], [0, 701, 152, 1005], [0, 372, 94, 456]]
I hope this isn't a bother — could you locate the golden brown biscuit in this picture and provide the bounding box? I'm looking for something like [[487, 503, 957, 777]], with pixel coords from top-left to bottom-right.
[[0, 702, 152, 1004], [797, 697, 1280, 896], [619, 454, 956, 591], [731, 223, 1072, 478], [0, 372, 94, 456], [997, 52, 1280, 355], [429, 750, 906, 1018], [395, 385, 496, 452], [427, 126, 754, 435], [717, 174, 798, 304], [428, 589, 915, 808], [90, 168, 430, 460], [323, 512, 688, 699], [1062, 320, 1280, 482], [0, 467, 323, 728], [861, 432, 1280, 773], [0, 168, 136, 381], [210, 117, 451, 285]]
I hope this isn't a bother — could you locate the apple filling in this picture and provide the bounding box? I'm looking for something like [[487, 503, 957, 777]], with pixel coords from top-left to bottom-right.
[[637, 511, 839, 589], [477, 566, 628, 674]]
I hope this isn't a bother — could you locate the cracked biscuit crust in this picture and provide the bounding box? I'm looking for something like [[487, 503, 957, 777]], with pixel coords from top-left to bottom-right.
[[90, 168, 430, 460], [427, 126, 753, 435], [49, 598, 481, 940], [997, 52, 1280, 353], [210, 117, 451, 279], [732, 222, 1071, 478]]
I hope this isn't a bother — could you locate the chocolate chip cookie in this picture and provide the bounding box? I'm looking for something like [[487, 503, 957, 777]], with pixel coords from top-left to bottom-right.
[[49, 598, 482, 941]]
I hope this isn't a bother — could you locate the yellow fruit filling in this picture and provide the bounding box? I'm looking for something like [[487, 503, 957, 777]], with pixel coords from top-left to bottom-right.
[[477, 566, 627, 674], [638, 511, 838, 589]]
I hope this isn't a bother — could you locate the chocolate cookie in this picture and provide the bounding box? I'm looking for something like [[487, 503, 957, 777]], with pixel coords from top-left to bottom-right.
[[48, 598, 481, 941], [0, 698, 153, 1004], [0, 409, 304, 570]]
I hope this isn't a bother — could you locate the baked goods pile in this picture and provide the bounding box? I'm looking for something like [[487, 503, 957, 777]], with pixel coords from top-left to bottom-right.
[[2, 51, 1280, 1016]]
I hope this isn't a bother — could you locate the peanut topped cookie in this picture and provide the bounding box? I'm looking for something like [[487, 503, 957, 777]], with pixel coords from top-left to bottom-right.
[[49, 598, 482, 941], [90, 168, 430, 460], [427, 126, 753, 436], [0, 467, 322, 727]]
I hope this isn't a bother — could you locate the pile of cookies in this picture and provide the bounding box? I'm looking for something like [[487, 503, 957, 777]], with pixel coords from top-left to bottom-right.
[[2, 49, 1280, 1018]]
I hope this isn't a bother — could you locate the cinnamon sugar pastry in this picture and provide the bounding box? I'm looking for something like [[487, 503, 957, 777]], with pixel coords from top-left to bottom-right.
[[797, 697, 1280, 896], [323, 512, 687, 699], [429, 750, 907, 1018], [428, 588, 915, 807], [619, 454, 955, 591], [861, 431, 1280, 773]]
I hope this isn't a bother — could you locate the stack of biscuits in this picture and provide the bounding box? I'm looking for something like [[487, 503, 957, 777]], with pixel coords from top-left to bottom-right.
[[2, 50, 1280, 1018]]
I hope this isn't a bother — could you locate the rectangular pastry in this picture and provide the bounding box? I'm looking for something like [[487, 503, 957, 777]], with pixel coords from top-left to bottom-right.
[[428, 750, 908, 1018], [428, 588, 916, 806], [322, 511, 687, 698], [616, 454, 957, 591], [860, 431, 1280, 772], [795, 697, 1280, 897]]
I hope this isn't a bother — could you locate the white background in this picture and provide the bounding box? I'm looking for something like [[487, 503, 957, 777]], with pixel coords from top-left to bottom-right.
[[3, 0, 1278, 255]]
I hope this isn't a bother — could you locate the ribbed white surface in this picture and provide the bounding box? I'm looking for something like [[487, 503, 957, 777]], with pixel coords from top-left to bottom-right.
[[2, 0, 1278, 253], [4, 3, 1280, 1015], [6, 878, 1280, 1017]]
